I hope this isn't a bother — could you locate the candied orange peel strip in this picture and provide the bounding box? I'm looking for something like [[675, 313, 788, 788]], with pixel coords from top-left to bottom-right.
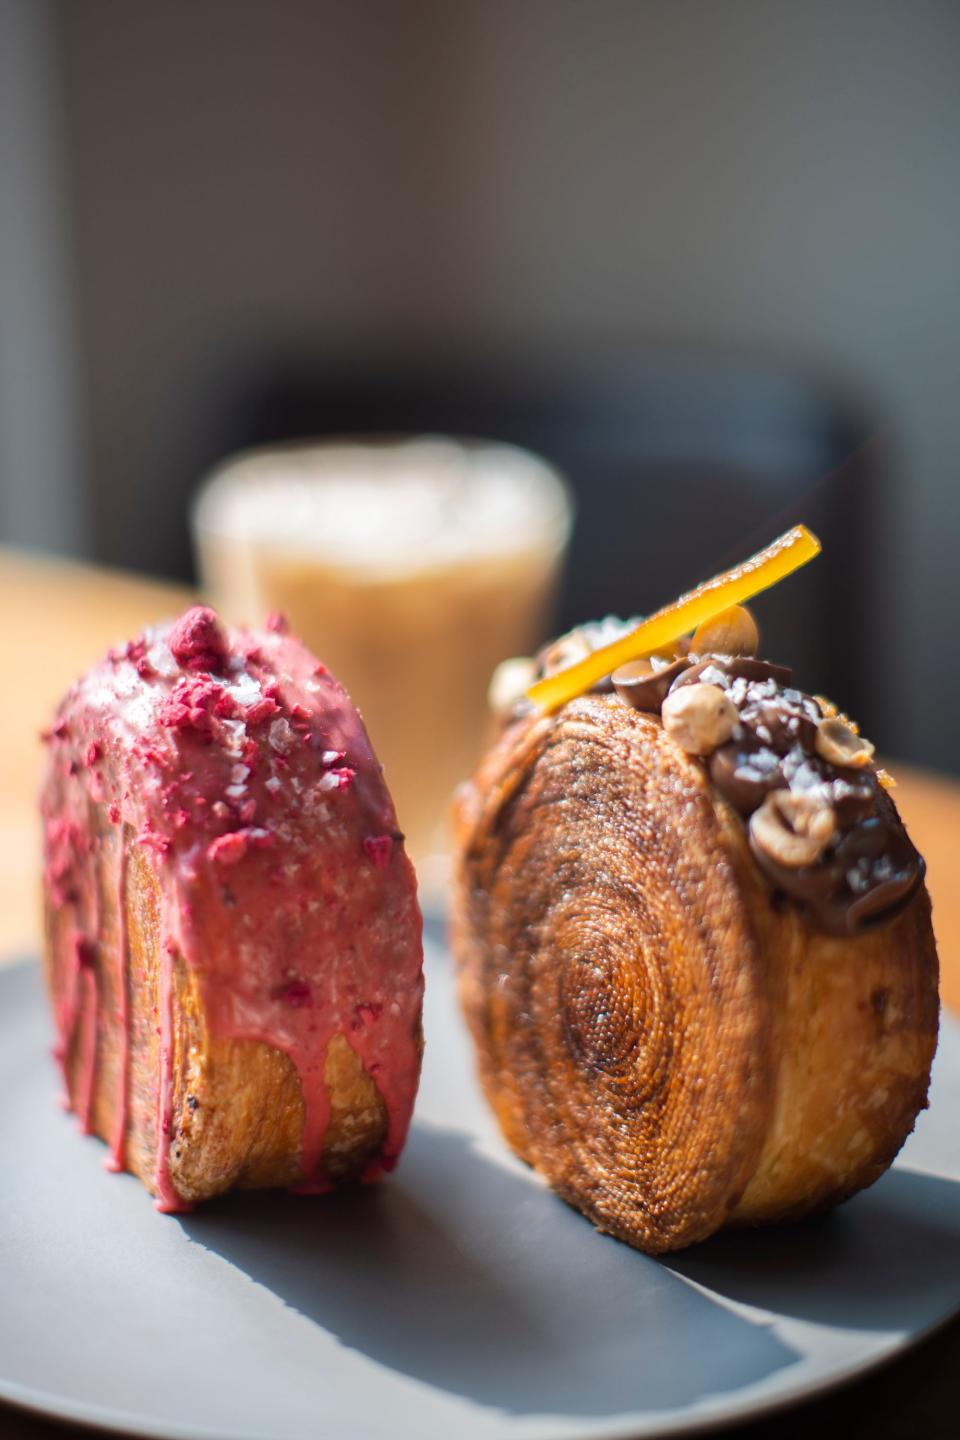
[[527, 524, 821, 713]]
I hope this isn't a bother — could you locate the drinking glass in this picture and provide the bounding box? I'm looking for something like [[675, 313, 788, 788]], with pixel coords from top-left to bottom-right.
[[192, 437, 573, 897]]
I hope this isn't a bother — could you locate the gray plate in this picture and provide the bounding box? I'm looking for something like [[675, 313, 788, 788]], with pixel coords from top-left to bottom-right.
[[1, 943, 958, 1440]]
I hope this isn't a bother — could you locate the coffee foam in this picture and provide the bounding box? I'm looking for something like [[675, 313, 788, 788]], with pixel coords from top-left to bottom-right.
[[194, 440, 571, 576]]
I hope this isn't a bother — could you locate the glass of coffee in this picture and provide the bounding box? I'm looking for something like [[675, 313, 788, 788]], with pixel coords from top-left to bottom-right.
[[191, 437, 573, 895]]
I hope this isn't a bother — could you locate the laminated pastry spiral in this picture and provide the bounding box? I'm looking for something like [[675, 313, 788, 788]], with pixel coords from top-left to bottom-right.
[[42, 606, 424, 1211], [453, 615, 939, 1255]]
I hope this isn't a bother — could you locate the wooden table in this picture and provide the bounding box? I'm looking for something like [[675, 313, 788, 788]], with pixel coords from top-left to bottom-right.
[[1, 545, 958, 1439]]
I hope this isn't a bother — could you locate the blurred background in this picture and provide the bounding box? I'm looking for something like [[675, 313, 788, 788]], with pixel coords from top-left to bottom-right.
[[2, 0, 958, 771]]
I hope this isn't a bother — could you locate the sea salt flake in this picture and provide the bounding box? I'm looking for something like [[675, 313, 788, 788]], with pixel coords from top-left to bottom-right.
[[318, 766, 355, 793], [269, 719, 295, 754], [228, 673, 263, 707]]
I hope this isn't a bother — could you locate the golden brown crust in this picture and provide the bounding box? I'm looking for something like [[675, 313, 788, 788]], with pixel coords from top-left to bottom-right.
[[452, 695, 939, 1253], [721, 805, 939, 1224], [47, 836, 387, 1205]]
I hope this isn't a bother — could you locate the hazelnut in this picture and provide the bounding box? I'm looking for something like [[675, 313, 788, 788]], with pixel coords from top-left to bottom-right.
[[661, 683, 738, 756], [488, 657, 536, 717], [749, 790, 836, 868], [815, 717, 875, 769], [538, 628, 591, 678], [690, 605, 759, 659]]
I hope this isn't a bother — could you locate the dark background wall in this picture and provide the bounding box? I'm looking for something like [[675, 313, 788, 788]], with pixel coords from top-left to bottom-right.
[[2, 0, 958, 769]]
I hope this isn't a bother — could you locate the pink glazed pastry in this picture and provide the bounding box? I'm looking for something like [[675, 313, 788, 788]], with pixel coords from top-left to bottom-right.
[[41, 606, 424, 1211]]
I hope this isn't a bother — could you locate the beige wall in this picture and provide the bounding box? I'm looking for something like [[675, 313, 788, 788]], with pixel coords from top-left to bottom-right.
[[29, 1, 960, 766]]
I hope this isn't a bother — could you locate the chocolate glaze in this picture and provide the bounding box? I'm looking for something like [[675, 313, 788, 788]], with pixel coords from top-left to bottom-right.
[[677, 656, 794, 689], [531, 621, 924, 938], [41, 606, 424, 1210], [708, 739, 785, 813], [679, 656, 922, 934]]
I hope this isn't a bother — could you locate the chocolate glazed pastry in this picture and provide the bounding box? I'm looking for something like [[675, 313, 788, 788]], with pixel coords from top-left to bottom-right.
[[454, 587, 939, 1255]]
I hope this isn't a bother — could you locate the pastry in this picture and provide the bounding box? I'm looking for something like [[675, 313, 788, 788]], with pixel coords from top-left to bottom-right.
[[41, 606, 424, 1210], [453, 529, 939, 1253]]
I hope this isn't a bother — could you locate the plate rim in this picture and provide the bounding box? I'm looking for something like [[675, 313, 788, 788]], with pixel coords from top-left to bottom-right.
[[1, 957, 956, 1440], [0, 1318, 951, 1440]]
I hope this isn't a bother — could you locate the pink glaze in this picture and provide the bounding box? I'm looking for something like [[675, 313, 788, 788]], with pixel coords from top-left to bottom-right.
[[41, 606, 424, 1211], [77, 965, 98, 1135]]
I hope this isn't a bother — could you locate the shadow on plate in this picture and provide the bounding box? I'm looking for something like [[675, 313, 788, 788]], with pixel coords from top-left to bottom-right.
[[665, 1167, 960, 1334], [180, 1120, 798, 1417]]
